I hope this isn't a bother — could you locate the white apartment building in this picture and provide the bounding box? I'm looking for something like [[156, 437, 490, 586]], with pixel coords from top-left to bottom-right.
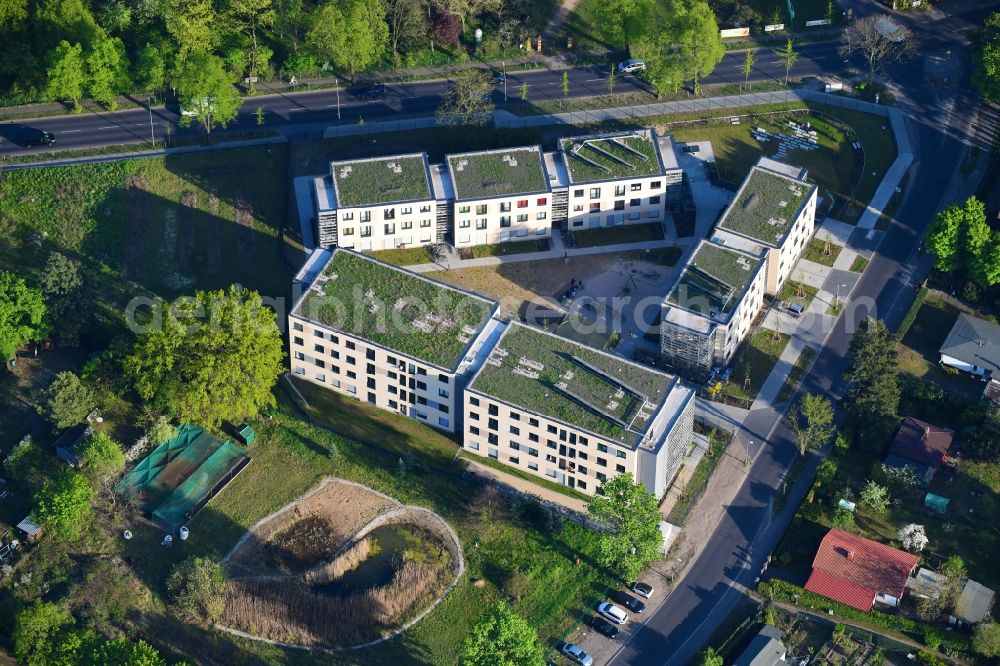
[[288, 248, 501, 433], [712, 158, 818, 294], [445, 146, 553, 247], [312, 153, 443, 250], [463, 322, 695, 498], [660, 240, 769, 371]]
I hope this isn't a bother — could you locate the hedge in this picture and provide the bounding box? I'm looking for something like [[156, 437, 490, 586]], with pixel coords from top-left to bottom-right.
[[761, 579, 921, 634]]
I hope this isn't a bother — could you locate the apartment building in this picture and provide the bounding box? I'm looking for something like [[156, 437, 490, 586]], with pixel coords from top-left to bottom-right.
[[312, 153, 441, 250], [463, 322, 695, 498], [446, 146, 553, 247], [543, 129, 678, 231], [660, 240, 769, 371], [711, 158, 818, 294], [289, 248, 501, 433]]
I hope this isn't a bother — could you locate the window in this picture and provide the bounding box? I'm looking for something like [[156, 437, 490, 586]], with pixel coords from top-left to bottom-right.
[[315, 373, 325, 382], [438, 387, 449, 398], [510, 425, 520, 435], [459, 205, 471, 213], [368, 391, 376, 404], [648, 210, 660, 219], [488, 404, 499, 416], [314, 359, 325, 369], [500, 202, 511, 212], [589, 202, 600, 212], [510, 442, 520, 451], [579, 436, 588, 446], [346, 370, 356, 379], [574, 189, 584, 197], [509, 411, 520, 421], [389, 385, 397, 395], [616, 450, 627, 459], [330, 350, 340, 360], [573, 204, 584, 212], [346, 341, 355, 350], [528, 433, 539, 443], [509, 456, 520, 465], [529, 417, 539, 427], [347, 385, 357, 394], [389, 399, 398, 409], [476, 219, 487, 230], [546, 469, 557, 478], [614, 200, 625, 211], [401, 206, 412, 215], [614, 185, 625, 196], [488, 433, 498, 445], [476, 204, 488, 215], [366, 349, 376, 360], [416, 380, 427, 391], [596, 472, 607, 482], [597, 457, 607, 467], [650, 195, 661, 204], [589, 187, 601, 199], [546, 454, 557, 463], [439, 373, 449, 383], [468, 440, 480, 451], [360, 211, 371, 222], [488, 418, 498, 431], [597, 443, 609, 453], [536, 212, 547, 220], [500, 216, 511, 227], [578, 452, 587, 460], [438, 417, 450, 428], [578, 481, 587, 490], [366, 363, 375, 375], [616, 464, 626, 473], [651, 181, 661, 189], [628, 212, 641, 221], [528, 462, 538, 471], [360, 226, 371, 237], [332, 365, 340, 375], [294, 336, 303, 346], [346, 356, 356, 366], [294, 367, 305, 375], [384, 208, 395, 220], [517, 199, 528, 208], [547, 425, 557, 434], [470, 396, 480, 407], [537, 197, 547, 205], [528, 447, 538, 457], [470, 425, 480, 435], [631, 182, 642, 191], [469, 412, 479, 421], [517, 214, 528, 222], [342, 212, 354, 221], [630, 198, 641, 207], [578, 465, 588, 475], [420, 219, 431, 228], [460, 220, 470, 228], [547, 440, 557, 449], [402, 221, 413, 230], [342, 227, 354, 236], [420, 205, 431, 213], [293, 322, 303, 332]]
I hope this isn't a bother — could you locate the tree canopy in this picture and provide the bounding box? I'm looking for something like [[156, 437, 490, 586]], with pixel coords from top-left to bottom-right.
[[927, 196, 1000, 287], [38, 370, 96, 429], [32, 468, 94, 541], [587, 473, 663, 580], [974, 13, 1000, 102], [0, 271, 47, 363], [790, 393, 835, 456], [124, 286, 284, 427], [166, 556, 228, 624], [845, 318, 899, 448], [461, 601, 545, 666], [79, 431, 126, 487], [174, 51, 243, 133]]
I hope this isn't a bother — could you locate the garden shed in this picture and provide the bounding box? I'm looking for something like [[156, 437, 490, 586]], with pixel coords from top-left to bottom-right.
[[924, 492, 949, 514]]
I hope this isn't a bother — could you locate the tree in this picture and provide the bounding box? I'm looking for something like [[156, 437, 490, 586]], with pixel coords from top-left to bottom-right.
[[926, 201, 964, 272], [149, 416, 178, 445], [741, 49, 755, 90], [86, 36, 130, 109], [634, 26, 686, 96], [831, 506, 855, 530], [859, 480, 889, 514], [461, 601, 545, 666], [89, 638, 167, 666], [174, 51, 242, 133], [386, 0, 428, 60], [974, 13, 1000, 102], [694, 647, 724, 666], [0, 0, 28, 29], [974, 622, 1000, 657], [166, 556, 227, 624], [899, 523, 928, 552], [587, 473, 663, 580], [594, 0, 653, 48], [38, 371, 95, 429], [163, 0, 219, 59], [607, 64, 617, 95], [519, 80, 528, 101], [561, 70, 569, 101], [775, 37, 798, 85], [432, 11, 462, 48], [845, 318, 899, 447], [33, 469, 94, 541], [41, 252, 85, 345], [124, 286, 284, 428], [226, 0, 276, 91], [917, 554, 967, 619], [677, 0, 724, 94], [816, 457, 839, 485], [790, 394, 835, 456], [79, 431, 125, 487], [435, 70, 493, 125], [927, 197, 1000, 287], [134, 42, 167, 93], [14, 600, 73, 665], [45, 40, 86, 110], [840, 15, 915, 80], [97, 0, 131, 33], [0, 271, 47, 363], [306, 0, 388, 77]]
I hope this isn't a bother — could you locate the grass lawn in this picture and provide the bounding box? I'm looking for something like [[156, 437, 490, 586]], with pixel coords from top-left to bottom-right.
[[849, 255, 870, 273], [665, 429, 729, 525], [898, 292, 970, 374], [470, 239, 545, 258], [803, 238, 843, 267], [778, 280, 819, 309], [719, 329, 790, 405], [572, 222, 665, 248], [369, 246, 436, 266]]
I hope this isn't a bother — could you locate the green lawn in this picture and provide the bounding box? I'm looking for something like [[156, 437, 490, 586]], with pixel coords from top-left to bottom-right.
[[718, 329, 790, 405], [778, 280, 819, 309], [803, 238, 843, 267], [369, 246, 437, 266], [572, 222, 665, 248], [849, 255, 870, 273], [471, 239, 545, 258]]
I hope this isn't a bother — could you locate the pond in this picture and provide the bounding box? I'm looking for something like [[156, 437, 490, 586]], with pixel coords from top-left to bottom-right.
[[317, 524, 412, 595]]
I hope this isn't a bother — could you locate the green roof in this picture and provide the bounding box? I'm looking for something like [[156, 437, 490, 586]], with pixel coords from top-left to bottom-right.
[[560, 131, 663, 183], [667, 242, 762, 319], [469, 323, 674, 442], [447, 147, 548, 200], [295, 251, 496, 368], [718, 167, 815, 246], [332, 154, 431, 207]]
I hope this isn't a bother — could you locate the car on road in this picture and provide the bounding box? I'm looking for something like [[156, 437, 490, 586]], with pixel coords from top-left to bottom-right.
[[20, 131, 55, 147], [598, 601, 629, 624], [614, 591, 646, 614], [489, 71, 507, 85], [587, 614, 620, 638], [617, 58, 646, 74], [352, 83, 387, 100], [630, 581, 654, 599], [779, 300, 805, 318], [562, 643, 594, 666]]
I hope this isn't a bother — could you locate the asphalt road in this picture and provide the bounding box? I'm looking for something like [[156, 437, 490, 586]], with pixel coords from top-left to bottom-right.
[[0, 42, 845, 156]]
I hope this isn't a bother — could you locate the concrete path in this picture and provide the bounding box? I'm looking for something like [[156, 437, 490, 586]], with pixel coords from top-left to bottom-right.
[[462, 456, 588, 514], [751, 336, 812, 411]]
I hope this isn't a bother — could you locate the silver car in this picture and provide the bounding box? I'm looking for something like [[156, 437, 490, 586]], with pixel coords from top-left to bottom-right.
[[562, 643, 594, 666], [617, 59, 646, 74]]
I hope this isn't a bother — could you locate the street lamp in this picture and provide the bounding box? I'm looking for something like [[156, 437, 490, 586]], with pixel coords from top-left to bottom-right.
[[835, 282, 847, 311], [502, 60, 507, 108], [147, 97, 155, 147], [335, 77, 341, 121], [744, 440, 754, 467]]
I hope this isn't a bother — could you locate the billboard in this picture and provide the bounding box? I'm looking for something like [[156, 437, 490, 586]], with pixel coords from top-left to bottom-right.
[[720, 27, 751, 38]]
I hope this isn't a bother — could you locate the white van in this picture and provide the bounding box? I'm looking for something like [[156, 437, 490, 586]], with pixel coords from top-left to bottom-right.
[[598, 601, 629, 624]]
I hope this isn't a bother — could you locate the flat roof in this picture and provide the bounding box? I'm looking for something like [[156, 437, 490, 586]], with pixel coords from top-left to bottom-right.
[[718, 164, 816, 247], [313, 176, 336, 211], [293, 249, 498, 369], [468, 322, 678, 443], [666, 241, 765, 323], [559, 129, 665, 184], [331, 153, 433, 208], [446, 146, 548, 200]]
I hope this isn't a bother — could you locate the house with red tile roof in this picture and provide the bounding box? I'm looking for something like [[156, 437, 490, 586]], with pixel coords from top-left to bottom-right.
[[884, 417, 954, 485], [804, 529, 920, 612]]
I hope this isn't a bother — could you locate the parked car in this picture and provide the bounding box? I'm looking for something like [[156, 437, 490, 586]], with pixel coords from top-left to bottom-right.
[[598, 601, 629, 624], [617, 58, 646, 74], [562, 643, 594, 666], [780, 300, 805, 318], [351, 83, 387, 99], [490, 71, 507, 85], [681, 144, 700, 154], [21, 130, 55, 147], [588, 614, 620, 638], [614, 591, 646, 614], [630, 581, 654, 599]]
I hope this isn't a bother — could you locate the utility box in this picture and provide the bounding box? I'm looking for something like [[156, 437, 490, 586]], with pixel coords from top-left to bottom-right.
[[237, 424, 256, 446]]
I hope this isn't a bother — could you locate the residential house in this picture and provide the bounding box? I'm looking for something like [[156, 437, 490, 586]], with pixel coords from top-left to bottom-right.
[[462, 321, 696, 498], [804, 528, 920, 611], [883, 417, 954, 485], [733, 625, 788, 666], [905, 568, 995, 625], [939, 313, 1000, 382], [288, 248, 501, 433]]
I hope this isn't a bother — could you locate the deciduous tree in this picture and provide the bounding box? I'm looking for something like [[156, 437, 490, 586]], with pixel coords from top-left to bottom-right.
[[588, 473, 663, 580], [13, 600, 73, 665], [0, 271, 47, 363], [790, 393, 835, 456], [899, 523, 928, 552], [45, 40, 86, 110], [86, 35, 130, 109], [859, 480, 889, 514], [124, 286, 284, 427], [677, 0, 724, 94], [461, 601, 545, 666], [306, 0, 388, 76], [163, 0, 219, 59], [174, 51, 242, 133], [741, 49, 755, 90], [926, 197, 1000, 287], [974, 622, 1000, 657], [775, 37, 798, 85], [840, 15, 915, 80], [974, 13, 1000, 102], [595, 0, 653, 48], [436, 70, 493, 125], [225, 0, 276, 91], [38, 371, 95, 429], [33, 468, 94, 541], [134, 42, 167, 93], [79, 431, 126, 487], [386, 0, 429, 60], [167, 557, 227, 624], [694, 647, 724, 666]]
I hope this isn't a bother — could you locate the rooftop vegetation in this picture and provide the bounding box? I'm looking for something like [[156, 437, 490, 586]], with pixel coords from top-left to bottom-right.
[[668, 242, 761, 318], [719, 167, 815, 246], [296, 251, 494, 368], [447, 148, 547, 200], [561, 132, 662, 183], [470, 323, 673, 441], [333, 155, 431, 207]]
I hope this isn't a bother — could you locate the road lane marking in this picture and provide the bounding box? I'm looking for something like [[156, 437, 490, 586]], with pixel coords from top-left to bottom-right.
[[61, 129, 81, 134], [289, 107, 308, 112], [98, 126, 116, 129]]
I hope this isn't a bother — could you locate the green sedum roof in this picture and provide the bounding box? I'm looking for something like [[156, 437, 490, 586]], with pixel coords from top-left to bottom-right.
[[332, 154, 432, 207], [295, 250, 496, 369], [667, 242, 763, 319], [718, 167, 815, 246], [560, 130, 663, 183], [469, 323, 674, 442], [447, 147, 548, 200]]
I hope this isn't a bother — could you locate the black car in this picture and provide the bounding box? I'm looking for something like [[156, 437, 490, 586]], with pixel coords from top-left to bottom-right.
[[21, 131, 55, 147], [489, 71, 507, 85], [353, 83, 387, 100], [587, 614, 620, 639], [614, 591, 646, 614]]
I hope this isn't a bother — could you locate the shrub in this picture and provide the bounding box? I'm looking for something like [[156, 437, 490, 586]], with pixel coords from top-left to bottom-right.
[[148, 416, 177, 446], [923, 628, 942, 649], [816, 458, 839, 485], [974, 622, 1000, 657], [831, 507, 855, 530], [166, 557, 227, 625], [766, 579, 920, 634], [33, 469, 94, 541], [37, 371, 95, 429], [833, 433, 850, 455]]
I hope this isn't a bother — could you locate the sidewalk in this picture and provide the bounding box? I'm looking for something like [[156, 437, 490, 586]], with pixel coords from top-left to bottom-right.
[[462, 456, 588, 514]]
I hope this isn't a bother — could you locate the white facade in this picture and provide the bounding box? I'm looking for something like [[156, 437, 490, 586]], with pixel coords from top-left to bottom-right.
[[452, 194, 553, 247], [336, 200, 438, 251], [563, 178, 666, 230]]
